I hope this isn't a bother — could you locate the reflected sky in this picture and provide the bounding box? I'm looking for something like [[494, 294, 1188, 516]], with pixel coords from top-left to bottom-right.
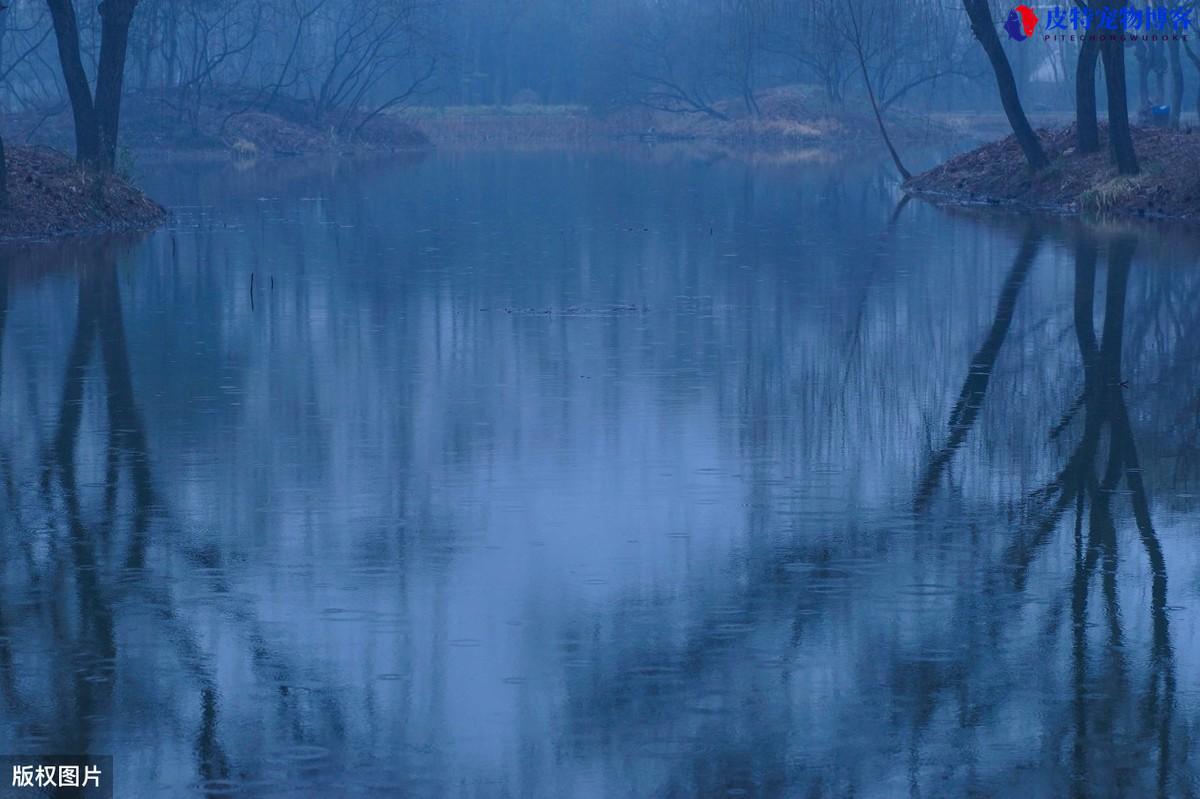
[[1, 151, 1199, 798]]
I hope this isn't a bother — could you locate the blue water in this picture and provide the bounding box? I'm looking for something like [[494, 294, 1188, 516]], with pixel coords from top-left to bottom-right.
[[1, 150, 1198, 797]]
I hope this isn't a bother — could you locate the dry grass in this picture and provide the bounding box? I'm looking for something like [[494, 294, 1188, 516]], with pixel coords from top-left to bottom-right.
[[405, 104, 588, 117], [1079, 174, 1149, 213], [399, 85, 953, 151], [400, 107, 594, 147]]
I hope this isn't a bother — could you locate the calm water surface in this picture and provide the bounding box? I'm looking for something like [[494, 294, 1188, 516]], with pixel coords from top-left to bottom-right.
[[1, 150, 1199, 797]]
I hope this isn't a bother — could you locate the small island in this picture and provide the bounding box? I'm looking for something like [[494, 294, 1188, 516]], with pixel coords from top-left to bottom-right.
[[0, 145, 165, 240], [906, 125, 1200, 221], [902, 0, 1200, 224]]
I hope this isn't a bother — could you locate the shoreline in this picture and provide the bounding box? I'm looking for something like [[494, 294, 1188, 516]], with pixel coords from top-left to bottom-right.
[[2, 85, 960, 161], [903, 124, 1200, 224], [15, 115, 1200, 243], [0, 146, 167, 242], [902, 185, 1200, 225]]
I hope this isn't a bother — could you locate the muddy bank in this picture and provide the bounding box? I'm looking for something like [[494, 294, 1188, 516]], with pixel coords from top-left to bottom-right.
[[0, 147, 166, 240], [905, 125, 1200, 221]]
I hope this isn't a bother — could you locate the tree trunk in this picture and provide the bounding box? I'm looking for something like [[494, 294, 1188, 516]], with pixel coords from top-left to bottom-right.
[[45, 0, 101, 167], [164, 2, 178, 89], [1168, 35, 1183, 129], [45, 0, 140, 172], [1099, 18, 1139, 174], [962, 0, 1048, 170], [845, 0, 910, 180], [0, 5, 9, 80], [0, 133, 7, 210], [853, 44, 910, 180], [1076, 33, 1101, 153], [1135, 41, 1150, 118], [95, 0, 139, 171], [1185, 40, 1200, 122]]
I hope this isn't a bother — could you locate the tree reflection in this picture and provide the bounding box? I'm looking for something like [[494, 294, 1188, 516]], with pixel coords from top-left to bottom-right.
[[919, 222, 1179, 797], [914, 222, 1044, 513], [1059, 233, 1174, 799], [3, 182, 1198, 797], [0, 240, 348, 796], [550, 217, 1193, 797]]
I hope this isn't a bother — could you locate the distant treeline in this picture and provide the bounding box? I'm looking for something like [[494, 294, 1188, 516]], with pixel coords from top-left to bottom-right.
[[1, 0, 1197, 187], [4, 0, 1192, 120]]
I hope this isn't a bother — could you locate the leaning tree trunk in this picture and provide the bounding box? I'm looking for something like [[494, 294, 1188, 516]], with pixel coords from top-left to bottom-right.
[[962, 0, 1048, 170], [1076, 33, 1101, 153], [854, 48, 911, 180], [1098, 4, 1140, 175], [845, 1, 911, 181]]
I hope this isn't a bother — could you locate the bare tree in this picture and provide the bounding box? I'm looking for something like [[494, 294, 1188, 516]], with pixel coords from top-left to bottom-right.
[[160, 0, 264, 130], [719, 0, 766, 117], [1184, 38, 1200, 120], [1075, 3, 1101, 153], [841, 0, 910, 179], [0, 0, 12, 191], [763, 0, 853, 105], [1167, 25, 1184, 127], [45, 0, 142, 171], [963, 0, 1048, 170], [1, 1, 60, 112], [243, 0, 437, 135], [865, 0, 980, 113], [1097, 0, 1138, 174], [0, 132, 7, 210], [622, 0, 731, 120]]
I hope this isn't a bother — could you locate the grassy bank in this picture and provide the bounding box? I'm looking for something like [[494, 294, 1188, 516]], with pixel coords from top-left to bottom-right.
[[905, 125, 1200, 221], [397, 104, 595, 148], [399, 86, 953, 152], [0, 92, 433, 162], [0, 85, 955, 162], [0, 147, 165, 240]]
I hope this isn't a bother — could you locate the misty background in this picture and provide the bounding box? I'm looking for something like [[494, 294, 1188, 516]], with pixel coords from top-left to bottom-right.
[[2, 0, 1192, 137]]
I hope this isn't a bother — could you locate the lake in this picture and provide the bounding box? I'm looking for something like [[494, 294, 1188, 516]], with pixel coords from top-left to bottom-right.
[[1, 149, 1198, 797]]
